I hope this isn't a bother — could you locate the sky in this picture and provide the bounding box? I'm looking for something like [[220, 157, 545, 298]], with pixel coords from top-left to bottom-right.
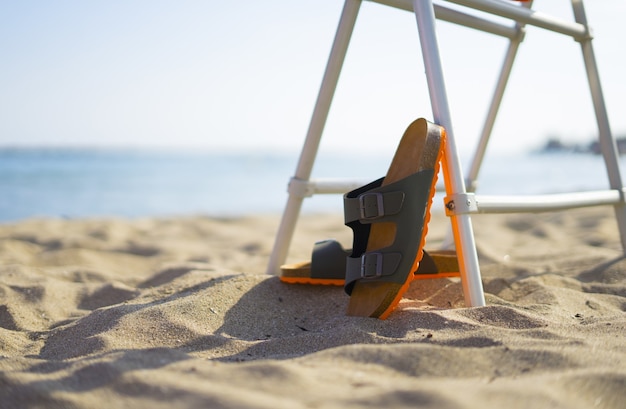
[[1, 1, 625, 158]]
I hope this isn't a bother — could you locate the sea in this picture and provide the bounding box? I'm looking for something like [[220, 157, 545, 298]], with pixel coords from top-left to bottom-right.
[[1, 147, 624, 222]]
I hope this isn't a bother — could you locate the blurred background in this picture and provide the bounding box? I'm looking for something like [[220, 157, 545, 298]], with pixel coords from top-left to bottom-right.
[[1, 1, 625, 220]]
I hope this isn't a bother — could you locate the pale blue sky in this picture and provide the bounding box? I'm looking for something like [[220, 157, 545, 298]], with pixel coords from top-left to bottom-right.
[[1, 1, 625, 157]]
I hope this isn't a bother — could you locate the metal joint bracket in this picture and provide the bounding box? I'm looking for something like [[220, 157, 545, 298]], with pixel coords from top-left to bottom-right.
[[287, 177, 314, 198], [574, 26, 594, 43], [514, 25, 527, 42], [444, 193, 478, 216]]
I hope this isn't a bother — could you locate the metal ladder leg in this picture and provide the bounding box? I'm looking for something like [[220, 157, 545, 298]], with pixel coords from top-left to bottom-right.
[[413, 0, 486, 307], [441, 5, 528, 250], [266, 0, 362, 274], [466, 3, 530, 192], [572, 0, 626, 253]]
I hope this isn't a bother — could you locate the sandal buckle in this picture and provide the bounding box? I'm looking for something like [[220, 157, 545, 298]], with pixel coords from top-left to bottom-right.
[[359, 192, 385, 220], [361, 252, 383, 278]]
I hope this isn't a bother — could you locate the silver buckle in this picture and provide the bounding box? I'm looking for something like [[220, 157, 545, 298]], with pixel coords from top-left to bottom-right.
[[360, 252, 383, 278], [359, 192, 384, 220]]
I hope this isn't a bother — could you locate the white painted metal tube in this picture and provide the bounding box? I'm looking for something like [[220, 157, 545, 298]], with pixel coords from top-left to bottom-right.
[[475, 189, 625, 214], [370, 0, 517, 39], [287, 177, 370, 198], [466, 6, 528, 192], [413, 0, 486, 308], [572, 0, 626, 252], [448, 0, 588, 40], [293, 0, 362, 180], [310, 179, 369, 194], [432, 2, 517, 39], [266, 0, 362, 275]]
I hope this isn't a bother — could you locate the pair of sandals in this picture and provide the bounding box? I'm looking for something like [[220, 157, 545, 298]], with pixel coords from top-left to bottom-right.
[[280, 118, 460, 319]]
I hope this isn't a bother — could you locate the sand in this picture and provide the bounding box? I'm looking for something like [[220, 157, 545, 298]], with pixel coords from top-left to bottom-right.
[[0, 207, 625, 408]]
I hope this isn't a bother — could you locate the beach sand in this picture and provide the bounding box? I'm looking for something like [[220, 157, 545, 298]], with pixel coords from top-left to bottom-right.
[[0, 207, 624, 408]]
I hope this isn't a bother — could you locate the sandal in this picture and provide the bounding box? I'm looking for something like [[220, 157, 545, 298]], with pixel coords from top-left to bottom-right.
[[280, 240, 349, 286], [344, 118, 445, 319], [280, 239, 459, 286]]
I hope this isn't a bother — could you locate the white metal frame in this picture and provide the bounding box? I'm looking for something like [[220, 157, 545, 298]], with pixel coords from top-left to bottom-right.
[[267, 0, 626, 308]]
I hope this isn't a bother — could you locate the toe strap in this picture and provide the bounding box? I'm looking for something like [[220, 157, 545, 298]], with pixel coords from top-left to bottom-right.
[[310, 239, 350, 280]]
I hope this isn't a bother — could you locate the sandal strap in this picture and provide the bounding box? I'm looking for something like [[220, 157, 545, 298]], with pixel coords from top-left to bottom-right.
[[343, 177, 406, 223], [343, 169, 435, 294], [310, 239, 350, 279], [346, 251, 402, 279]]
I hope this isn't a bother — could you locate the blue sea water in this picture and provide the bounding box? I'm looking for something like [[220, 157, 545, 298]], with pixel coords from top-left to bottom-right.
[[0, 147, 624, 222]]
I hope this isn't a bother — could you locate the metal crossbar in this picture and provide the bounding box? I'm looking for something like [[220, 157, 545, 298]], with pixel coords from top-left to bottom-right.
[[267, 0, 626, 309]]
